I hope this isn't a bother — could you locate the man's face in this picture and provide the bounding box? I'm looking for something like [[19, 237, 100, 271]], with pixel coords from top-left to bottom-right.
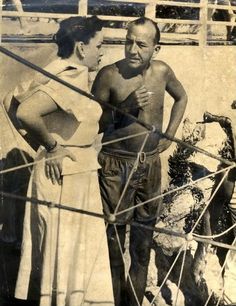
[[83, 31, 103, 71], [125, 23, 158, 70]]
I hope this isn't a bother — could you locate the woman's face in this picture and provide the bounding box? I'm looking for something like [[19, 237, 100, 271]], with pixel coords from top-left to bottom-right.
[[82, 31, 103, 71]]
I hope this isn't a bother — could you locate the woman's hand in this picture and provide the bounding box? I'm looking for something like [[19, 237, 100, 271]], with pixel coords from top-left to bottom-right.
[[45, 144, 76, 185]]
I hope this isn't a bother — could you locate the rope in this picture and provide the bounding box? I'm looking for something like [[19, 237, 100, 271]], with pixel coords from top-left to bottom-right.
[[0, 155, 235, 245], [193, 222, 236, 239], [215, 291, 223, 306], [107, 120, 151, 306], [0, 104, 32, 175], [97, 131, 150, 147], [150, 244, 185, 305], [0, 143, 231, 180], [0, 191, 104, 219], [114, 133, 150, 215], [103, 133, 150, 304], [0, 46, 151, 131], [2, 174, 236, 303], [0, 131, 151, 175], [131, 222, 236, 251], [174, 242, 188, 306], [0, 46, 235, 168], [0, 159, 37, 174], [1, 190, 236, 251], [115, 164, 236, 217], [1, 187, 236, 252], [114, 224, 141, 306], [190, 167, 231, 234], [80, 224, 109, 305], [203, 237, 236, 306]]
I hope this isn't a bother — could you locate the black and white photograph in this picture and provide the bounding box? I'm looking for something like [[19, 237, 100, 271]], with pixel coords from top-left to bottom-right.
[[0, 1, 236, 305]]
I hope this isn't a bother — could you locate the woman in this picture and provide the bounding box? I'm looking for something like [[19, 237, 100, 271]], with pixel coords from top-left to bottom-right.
[[13, 16, 114, 306]]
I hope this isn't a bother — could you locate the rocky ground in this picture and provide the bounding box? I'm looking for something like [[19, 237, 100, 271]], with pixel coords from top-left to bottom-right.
[[141, 118, 235, 306]]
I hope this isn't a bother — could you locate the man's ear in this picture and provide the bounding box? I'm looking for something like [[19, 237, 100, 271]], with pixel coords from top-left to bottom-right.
[[154, 44, 161, 56], [151, 44, 161, 60], [75, 41, 85, 59]]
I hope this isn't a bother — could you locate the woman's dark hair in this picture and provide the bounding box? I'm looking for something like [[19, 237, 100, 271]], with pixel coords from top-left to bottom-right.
[[54, 16, 104, 59]]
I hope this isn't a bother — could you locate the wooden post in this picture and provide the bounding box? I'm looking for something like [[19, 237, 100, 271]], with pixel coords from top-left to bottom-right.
[[12, 0, 28, 29], [78, 0, 88, 16], [199, 0, 208, 47], [145, 1, 156, 20]]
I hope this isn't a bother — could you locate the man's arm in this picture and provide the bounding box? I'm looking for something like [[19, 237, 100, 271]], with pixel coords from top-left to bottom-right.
[[158, 65, 188, 153], [91, 66, 113, 133], [165, 66, 188, 137]]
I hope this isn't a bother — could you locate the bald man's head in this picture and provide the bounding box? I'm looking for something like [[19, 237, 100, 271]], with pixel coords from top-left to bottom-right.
[[127, 17, 160, 45]]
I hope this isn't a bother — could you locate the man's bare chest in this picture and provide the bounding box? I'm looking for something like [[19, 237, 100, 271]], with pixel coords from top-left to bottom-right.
[[111, 74, 166, 104]]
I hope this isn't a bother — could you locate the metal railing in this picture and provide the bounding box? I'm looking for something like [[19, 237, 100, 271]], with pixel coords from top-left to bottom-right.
[[1, 0, 236, 45]]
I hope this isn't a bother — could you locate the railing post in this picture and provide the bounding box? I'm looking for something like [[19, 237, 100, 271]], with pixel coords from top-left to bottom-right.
[[78, 0, 88, 16], [145, 1, 156, 20], [199, 0, 208, 47]]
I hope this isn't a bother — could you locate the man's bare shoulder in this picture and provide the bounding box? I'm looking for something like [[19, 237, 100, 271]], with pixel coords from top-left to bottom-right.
[[94, 60, 126, 92], [92, 60, 125, 95], [98, 60, 124, 78], [93, 63, 117, 90], [151, 60, 173, 76]]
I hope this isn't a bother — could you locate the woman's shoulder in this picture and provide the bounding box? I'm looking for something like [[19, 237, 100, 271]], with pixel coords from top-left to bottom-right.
[[34, 59, 87, 88], [42, 58, 86, 76]]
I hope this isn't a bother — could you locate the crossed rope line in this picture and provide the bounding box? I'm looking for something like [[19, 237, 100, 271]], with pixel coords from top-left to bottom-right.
[[0, 45, 236, 306]]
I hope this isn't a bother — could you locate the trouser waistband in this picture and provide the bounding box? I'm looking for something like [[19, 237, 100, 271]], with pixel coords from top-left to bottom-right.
[[100, 147, 159, 163]]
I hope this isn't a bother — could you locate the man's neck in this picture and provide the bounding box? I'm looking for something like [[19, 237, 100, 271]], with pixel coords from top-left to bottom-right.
[[119, 60, 150, 79]]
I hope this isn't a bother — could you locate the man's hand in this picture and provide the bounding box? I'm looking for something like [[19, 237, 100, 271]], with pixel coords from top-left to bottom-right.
[[45, 145, 76, 185], [121, 85, 153, 111], [157, 138, 172, 153]]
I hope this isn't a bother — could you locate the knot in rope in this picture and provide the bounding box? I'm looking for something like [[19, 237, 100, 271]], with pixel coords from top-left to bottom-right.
[[185, 233, 194, 242]]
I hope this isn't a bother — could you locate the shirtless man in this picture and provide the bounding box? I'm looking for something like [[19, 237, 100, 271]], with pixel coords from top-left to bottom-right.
[[92, 17, 187, 306]]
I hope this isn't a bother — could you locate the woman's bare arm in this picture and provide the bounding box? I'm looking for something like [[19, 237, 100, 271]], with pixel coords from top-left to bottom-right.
[[16, 91, 76, 184]]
